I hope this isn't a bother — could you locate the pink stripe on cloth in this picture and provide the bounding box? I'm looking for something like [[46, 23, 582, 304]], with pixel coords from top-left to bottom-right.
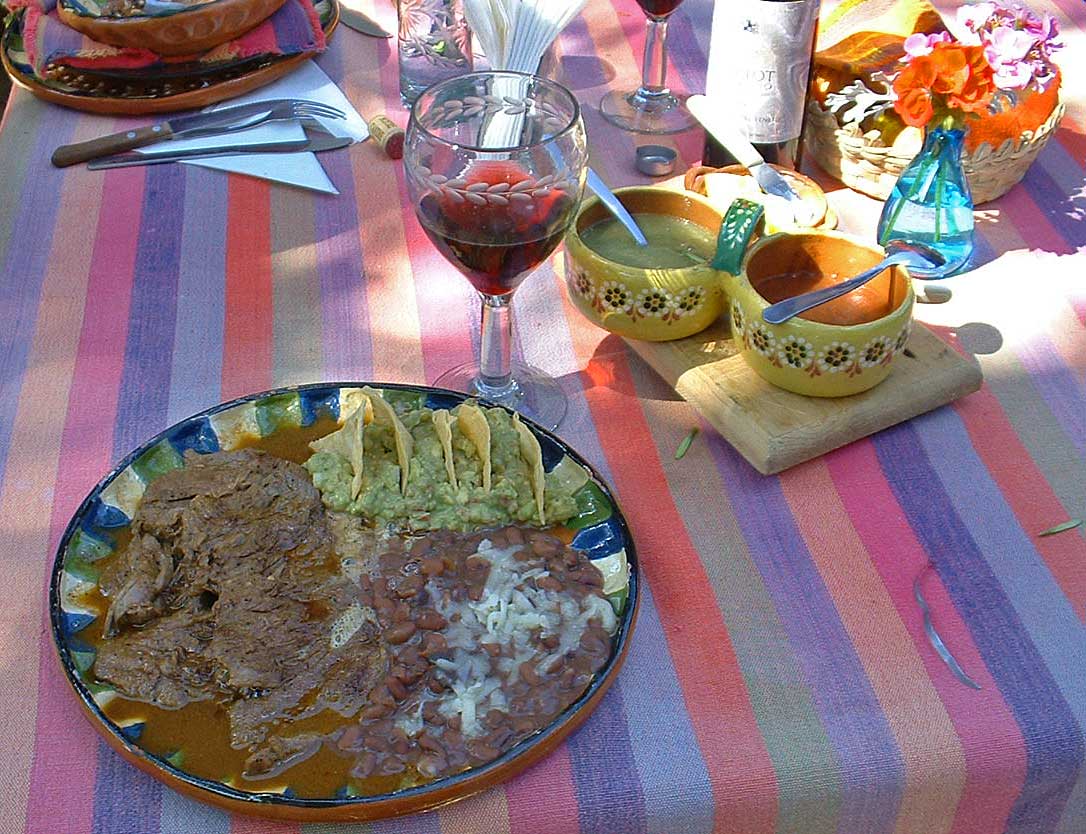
[[825, 440, 1027, 834], [21, 0, 324, 76], [24, 166, 146, 834]]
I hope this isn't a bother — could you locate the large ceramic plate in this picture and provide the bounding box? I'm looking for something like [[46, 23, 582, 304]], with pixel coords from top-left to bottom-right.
[[1, 0, 338, 114], [50, 383, 639, 822]]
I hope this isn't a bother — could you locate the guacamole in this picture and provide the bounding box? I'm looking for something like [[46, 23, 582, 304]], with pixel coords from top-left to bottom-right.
[[305, 406, 579, 531]]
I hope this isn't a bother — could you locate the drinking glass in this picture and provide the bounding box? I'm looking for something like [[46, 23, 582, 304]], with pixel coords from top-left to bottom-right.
[[397, 0, 473, 105], [599, 0, 695, 134], [405, 71, 588, 429]]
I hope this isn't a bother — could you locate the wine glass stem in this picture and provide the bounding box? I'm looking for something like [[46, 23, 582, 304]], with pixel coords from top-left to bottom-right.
[[639, 17, 672, 98], [477, 292, 515, 397]]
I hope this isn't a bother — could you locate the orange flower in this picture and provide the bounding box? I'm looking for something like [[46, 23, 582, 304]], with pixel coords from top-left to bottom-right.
[[893, 59, 938, 127], [892, 41, 997, 127]]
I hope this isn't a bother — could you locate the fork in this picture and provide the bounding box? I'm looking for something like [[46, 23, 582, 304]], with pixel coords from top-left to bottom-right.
[[51, 99, 347, 167], [179, 100, 346, 139]]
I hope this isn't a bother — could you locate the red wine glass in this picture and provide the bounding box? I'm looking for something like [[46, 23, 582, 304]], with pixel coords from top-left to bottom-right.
[[405, 71, 588, 429], [599, 0, 695, 134]]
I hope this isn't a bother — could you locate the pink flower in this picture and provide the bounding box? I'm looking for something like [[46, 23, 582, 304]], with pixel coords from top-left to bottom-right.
[[904, 31, 952, 57], [956, 2, 997, 38]]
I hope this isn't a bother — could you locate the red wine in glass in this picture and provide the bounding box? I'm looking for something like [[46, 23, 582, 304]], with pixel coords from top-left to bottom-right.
[[635, 0, 683, 17], [416, 161, 575, 296]]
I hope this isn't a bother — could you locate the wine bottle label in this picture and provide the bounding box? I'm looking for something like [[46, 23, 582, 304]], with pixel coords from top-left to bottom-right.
[[705, 0, 819, 144]]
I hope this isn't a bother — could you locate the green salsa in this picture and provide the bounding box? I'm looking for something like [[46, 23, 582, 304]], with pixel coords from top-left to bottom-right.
[[304, 406, 579, 531], [580, 212, 718, 269]]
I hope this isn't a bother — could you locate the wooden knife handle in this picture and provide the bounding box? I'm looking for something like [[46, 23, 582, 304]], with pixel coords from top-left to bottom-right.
[[51, 123, 175, 168]]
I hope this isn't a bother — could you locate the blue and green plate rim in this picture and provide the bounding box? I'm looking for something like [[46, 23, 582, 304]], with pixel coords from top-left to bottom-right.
[[49, 381, 639, 810]]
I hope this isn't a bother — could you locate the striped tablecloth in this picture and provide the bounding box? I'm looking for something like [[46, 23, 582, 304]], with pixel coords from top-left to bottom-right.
[[2, 1, 1086, 832]]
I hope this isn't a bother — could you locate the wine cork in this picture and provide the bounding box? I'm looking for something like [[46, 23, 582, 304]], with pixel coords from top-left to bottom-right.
[[367, 114, 404, 160]]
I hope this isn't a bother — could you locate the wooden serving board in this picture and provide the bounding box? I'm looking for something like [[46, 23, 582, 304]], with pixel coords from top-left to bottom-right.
[[626, 319, 983, 475]]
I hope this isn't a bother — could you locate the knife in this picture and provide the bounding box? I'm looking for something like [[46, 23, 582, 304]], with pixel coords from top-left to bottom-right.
[[339, 5, 392, 37], [686, 95, 815, 225], [52, 99, 334, 168], [86, 133, 352, 170]]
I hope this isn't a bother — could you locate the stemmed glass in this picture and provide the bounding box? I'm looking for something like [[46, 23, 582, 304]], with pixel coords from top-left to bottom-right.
[[599, 0, 695, 134], [405, 71, 588, 429]]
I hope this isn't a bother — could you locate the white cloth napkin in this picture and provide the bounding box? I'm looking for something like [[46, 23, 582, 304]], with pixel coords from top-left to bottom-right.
[[135, 61, 369, 194]]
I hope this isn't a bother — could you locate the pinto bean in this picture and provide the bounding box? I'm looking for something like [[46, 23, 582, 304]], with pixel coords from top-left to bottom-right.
[[351, 751, 377, 779], [421, 632, 448, 657], [337, 724, 363, 751], [531, 537, 558, 556], [359, 702, 392, 721], [506, 527, 525, 545], [486, 727, 514, 750], [540, 634, 560, 651], [519, 661, 542, 686], [482, 642, 502, 657], [394, 574, 424, 598], [415, 609, 447, 630], [420, 556, 445, 577], [535, 574, 563, 592], [417, 753, 448, 778], [379, 756, 406, 775], [385, 675, 408, 700], [385, 621, 416, 644], [418, 730, 445, 755]]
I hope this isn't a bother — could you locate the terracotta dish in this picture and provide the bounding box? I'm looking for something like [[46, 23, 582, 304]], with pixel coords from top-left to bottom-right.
[[684, 163, 836, 232], [1, 0, 337, 114], [50, 382, 638, 821], [57, 0, 289, 56]]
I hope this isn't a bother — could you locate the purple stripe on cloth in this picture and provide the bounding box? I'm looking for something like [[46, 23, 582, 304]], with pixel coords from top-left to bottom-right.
[[0, 114, 76, 489], [157, 788, 231, 834], [92, 741, 163, 834], [873, 420, 1084, 834], [167, 166, 227, 422], [713, 443, 905, 834], [568, 686, 649, 834], [312, 50, 374, 381], [1012, 333, 1086, 458], [1020, 160, 1086, 251], [617, 581, 714, 834], [113, 164, 184, 455], [909, 403, 1086, 831]]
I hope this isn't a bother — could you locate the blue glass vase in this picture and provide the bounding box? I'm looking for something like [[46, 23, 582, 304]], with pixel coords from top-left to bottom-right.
[[876, 125, 974, 278]]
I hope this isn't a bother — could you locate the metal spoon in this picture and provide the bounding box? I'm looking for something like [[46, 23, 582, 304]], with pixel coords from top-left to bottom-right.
[[585, 168, 649, 247], [761, 240, 945, 325]]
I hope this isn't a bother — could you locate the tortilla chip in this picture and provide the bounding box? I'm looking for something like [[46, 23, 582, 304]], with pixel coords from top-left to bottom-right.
[[310, 399, 368, 500], [362, 387, 413, 495], [457, 403, 491, 491], [512, 413, 545, 525], [432, 409, 457, 490]]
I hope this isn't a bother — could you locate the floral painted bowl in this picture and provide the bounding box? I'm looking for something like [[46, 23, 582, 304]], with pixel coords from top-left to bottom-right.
[[563, 187, 727, 342], [713, 203, 915, 398]]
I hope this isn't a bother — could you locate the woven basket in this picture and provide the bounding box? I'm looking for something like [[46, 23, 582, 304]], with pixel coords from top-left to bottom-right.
[[803, 98, 1065, 205]]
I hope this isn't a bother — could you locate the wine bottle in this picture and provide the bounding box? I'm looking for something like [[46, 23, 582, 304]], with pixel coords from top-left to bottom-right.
[[701, 0, 820, 170]]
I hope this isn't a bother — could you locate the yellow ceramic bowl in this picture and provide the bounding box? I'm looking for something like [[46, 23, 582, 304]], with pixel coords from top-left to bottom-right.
[[563, 187, 726, 342], [724, 229, 915, 397]]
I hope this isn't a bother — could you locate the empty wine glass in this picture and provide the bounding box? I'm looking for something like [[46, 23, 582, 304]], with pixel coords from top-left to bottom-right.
[[599, 0, 695, 134], [405, 71, 588, 429]]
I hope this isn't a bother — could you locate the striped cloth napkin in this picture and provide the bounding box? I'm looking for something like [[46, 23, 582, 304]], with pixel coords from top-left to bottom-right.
[[10, 0, 326, 77]]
